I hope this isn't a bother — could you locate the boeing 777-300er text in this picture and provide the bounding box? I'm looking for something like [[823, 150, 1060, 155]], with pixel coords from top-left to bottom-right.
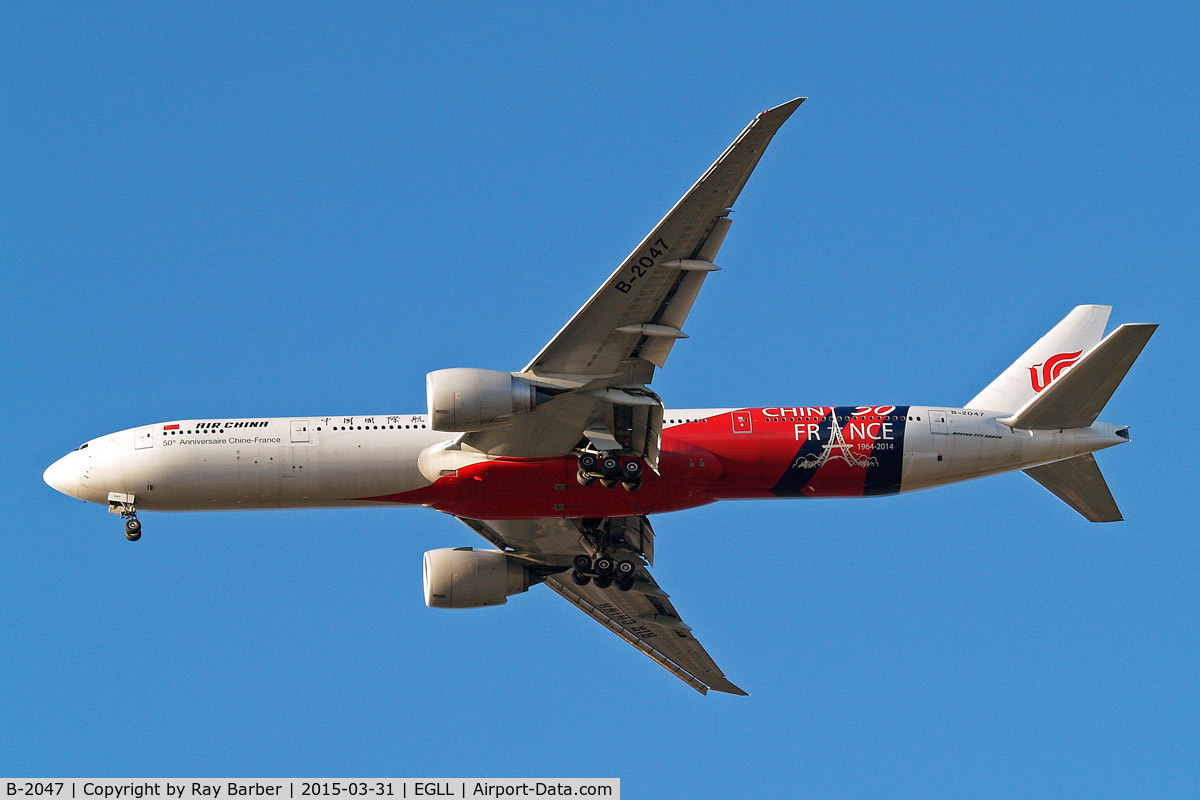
[[45, 98, 1156, 695]]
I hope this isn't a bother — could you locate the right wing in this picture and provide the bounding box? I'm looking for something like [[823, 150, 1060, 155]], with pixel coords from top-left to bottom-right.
[[456, 516, 746, 696]]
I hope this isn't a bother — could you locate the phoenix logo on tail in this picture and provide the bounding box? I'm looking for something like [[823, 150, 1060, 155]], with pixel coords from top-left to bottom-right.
[[1029, 350, 1082, 392]]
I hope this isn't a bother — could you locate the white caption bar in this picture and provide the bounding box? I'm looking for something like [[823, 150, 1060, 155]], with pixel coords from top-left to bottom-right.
[[2, 782, 619, 800]]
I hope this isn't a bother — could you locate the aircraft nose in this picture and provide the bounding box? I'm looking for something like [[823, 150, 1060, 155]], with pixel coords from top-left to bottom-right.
[[43, 453, 79, 498]]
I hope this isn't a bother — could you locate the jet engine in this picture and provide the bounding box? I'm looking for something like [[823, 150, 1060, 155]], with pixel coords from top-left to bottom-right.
[[426, 368, 552, 432], [422, 547, 534, 608]]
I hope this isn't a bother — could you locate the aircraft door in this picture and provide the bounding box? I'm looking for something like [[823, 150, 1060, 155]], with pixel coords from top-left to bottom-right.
[[929, 410, 950, 434], [134, 427, 155, 449], [290, 420, 310, 442], [732, 411, 753, 433], [281, 420, 310, 496]]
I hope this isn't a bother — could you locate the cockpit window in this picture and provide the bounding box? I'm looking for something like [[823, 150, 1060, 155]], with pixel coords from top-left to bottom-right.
[[77, 443, 89, 451]]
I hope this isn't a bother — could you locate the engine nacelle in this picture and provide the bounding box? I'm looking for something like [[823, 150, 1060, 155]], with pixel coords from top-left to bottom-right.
[[422, 547, 532, 609], [426, 368, 543, 432]]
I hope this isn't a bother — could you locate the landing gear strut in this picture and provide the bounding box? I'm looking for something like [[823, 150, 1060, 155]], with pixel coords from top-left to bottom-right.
[[109, 492, 142, 541]]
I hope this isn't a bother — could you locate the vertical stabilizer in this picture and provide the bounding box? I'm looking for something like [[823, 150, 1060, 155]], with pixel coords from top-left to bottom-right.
[[966, 305, 1111, 412]]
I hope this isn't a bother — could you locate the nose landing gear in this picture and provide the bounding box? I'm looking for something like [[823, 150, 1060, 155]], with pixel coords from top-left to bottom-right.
[[124, 516, 142, 542], [108, 492, 142, 542]]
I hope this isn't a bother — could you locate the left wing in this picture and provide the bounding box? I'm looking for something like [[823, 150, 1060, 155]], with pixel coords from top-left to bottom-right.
[[457, 516, 747, 695], [458, 99, 804, 463]]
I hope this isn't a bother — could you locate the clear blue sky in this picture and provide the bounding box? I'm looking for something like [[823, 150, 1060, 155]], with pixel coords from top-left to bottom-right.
[[3, 2, 1197, 795]]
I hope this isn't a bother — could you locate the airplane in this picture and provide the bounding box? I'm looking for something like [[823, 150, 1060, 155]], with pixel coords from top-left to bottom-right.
[[43, 97, 1156, 695]]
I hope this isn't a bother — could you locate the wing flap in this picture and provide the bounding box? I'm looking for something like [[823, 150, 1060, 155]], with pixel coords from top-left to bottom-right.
[[640, 269, 710, 368], [461, 387, 664, 464]]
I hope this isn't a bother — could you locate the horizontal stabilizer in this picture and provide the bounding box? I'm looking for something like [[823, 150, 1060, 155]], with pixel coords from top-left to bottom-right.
[[999, 323, 1156, 430], [1023, 454, 1122, 522]]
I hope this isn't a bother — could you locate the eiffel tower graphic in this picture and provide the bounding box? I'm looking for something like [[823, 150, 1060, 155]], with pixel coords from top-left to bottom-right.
[[793, 410, 880, 470]]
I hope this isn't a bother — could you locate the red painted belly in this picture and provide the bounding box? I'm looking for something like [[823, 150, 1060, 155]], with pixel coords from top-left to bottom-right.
[[369, 445, 722, 519], [355, 407, 908, 518]]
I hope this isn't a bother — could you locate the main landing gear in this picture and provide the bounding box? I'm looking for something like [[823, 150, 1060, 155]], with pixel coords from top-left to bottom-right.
[[570, 553, 638, 592], [569, 517, 640, 591], [576, 452, 643, 492]]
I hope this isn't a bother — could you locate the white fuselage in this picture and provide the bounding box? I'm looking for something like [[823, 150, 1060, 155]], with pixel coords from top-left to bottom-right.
[[43, 407, 1128, 516]]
